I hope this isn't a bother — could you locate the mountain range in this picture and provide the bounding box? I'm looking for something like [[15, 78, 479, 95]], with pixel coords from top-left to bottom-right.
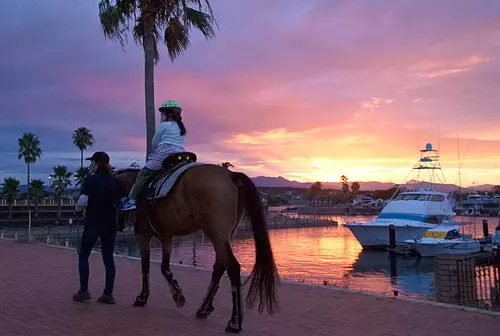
[[250, 176, 496, 192], [2, 177, 495, 194]]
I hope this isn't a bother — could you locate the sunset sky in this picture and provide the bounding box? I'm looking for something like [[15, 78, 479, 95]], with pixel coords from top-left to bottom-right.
[[2, 0, 500, 187]]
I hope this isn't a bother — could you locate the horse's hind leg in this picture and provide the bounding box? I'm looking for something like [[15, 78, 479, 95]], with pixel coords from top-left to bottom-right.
[[133, 233, 153, 307], [160, 235, 185, 308], [196, 233, 226, 318]]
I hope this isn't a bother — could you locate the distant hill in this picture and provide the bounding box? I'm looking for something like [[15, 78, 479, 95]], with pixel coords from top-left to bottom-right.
[[0, 179, 495, 194], [250, 176, 396, 190], [250, 176, 496, 192]]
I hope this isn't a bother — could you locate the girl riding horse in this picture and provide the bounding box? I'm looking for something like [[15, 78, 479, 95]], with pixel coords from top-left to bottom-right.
[[121, 100, 186, 211]]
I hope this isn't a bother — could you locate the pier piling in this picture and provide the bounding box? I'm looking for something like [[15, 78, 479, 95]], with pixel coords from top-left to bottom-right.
[[483, 219, 489, 238], [388, 224, 396, 249]]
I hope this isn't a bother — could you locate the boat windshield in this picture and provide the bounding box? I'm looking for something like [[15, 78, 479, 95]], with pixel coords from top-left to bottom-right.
[[444, 230, 461, 239], [394, 194, 445, 202]]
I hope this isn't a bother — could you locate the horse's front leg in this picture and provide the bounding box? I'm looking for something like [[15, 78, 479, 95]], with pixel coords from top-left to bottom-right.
[[133, 233, 153, 307], [161, 235, 186, 307]]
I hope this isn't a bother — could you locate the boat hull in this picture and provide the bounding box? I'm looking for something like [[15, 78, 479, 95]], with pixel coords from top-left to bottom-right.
[[344, 222, 433, 249], [406, 240, 481, 257]]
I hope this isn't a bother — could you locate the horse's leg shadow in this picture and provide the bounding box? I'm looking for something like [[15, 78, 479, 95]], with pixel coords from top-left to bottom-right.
[[133, 232, 152, 307], [161, 235, 185, 307]]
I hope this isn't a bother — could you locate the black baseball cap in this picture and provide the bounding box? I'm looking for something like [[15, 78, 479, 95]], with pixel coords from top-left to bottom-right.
[[86, 151, 110, 164]]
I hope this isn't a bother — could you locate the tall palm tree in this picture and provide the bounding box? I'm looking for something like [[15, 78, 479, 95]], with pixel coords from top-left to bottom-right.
[[72, 127, 95, 168], [74, 167, 90, 191], [98, 0, 217, 158], [29, 179, 46, 219], [1, 177, 21, 220], [18, 133, 42, 190], [51, 165, 72, 219], [18, 132, 42, 234]]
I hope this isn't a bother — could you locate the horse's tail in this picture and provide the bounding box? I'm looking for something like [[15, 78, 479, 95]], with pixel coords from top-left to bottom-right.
[[231, 172, 279, 314]]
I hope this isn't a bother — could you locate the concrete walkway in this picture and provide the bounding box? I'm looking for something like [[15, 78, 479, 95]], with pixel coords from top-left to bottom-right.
[[0, 238, 498, 336]]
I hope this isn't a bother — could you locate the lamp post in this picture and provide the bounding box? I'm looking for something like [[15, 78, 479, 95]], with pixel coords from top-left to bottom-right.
[[48, 175, 53, 205]]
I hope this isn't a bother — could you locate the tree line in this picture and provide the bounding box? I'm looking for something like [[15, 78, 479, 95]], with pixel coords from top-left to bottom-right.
[[0, 127, 95, 219]]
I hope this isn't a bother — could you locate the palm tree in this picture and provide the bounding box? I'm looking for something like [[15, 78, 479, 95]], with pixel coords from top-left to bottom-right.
[[18, 133, 42, 191], [220, 161, 234, 169], [98, 0, 217, 158], [29, 179, 46, 219], [18, 132, 42, 235], [74, 167, 90, 190], [72, 127, 95, 168], [351, 182, 360, 196], [309, 181, 322, 204], [51, 166, 72, 219], [1, 177, 21, 219]]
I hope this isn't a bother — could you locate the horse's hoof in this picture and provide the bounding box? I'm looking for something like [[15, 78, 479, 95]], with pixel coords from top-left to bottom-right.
[[225, 324, 242, 333], [174, 293, 186, 308], [196, 305, 215, 318], [133, 296, 147, 307]]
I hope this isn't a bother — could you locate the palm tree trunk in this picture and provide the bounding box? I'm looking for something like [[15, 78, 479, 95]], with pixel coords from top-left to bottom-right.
[[26, 163, 30, 211], [57, 198, 62, 220], [143, 8, 156, 159], [8, 202, 12, 220], [80, 149, 84, 169], [35, 201, 39, 219]]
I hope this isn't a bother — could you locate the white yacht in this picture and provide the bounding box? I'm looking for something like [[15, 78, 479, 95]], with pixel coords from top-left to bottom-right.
[[405, 225, 480, 257], [344, 142, 457, 249]]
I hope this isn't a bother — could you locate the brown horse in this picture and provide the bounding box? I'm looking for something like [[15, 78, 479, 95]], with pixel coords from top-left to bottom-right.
[[114, 163, 279, 333]]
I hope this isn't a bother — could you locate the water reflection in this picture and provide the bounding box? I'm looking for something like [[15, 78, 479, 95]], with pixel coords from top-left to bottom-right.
[[108, 215, 496, 300]]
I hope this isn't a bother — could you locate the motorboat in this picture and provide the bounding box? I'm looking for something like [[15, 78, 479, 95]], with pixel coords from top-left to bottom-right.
[[405, 225, 480, 257], [344, 142, 460, 249], [344, 189, 455, 248]]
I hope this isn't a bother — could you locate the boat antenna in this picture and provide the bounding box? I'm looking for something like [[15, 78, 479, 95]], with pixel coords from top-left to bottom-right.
[[437, 125, 441, 155], [416, 128, 419, 159]]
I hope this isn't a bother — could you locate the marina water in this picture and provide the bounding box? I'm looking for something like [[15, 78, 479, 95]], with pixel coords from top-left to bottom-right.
[[111, 211, 498, 301]]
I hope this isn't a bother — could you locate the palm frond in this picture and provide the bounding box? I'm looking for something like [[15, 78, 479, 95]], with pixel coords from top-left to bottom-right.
[[98, 0, 218, 62], [18, 132, 42, 164], [74, 167, 91, 188], [0, 177, 21, 202], [98, 0, 139, 47], [183, 6, 216, 39], [73, 127, 95, 150], [29, 179, 46, 201], [164, 16, 190, 61]]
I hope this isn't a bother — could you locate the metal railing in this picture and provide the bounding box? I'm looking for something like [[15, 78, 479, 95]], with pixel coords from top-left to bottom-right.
[[456, 250, 500, 310]]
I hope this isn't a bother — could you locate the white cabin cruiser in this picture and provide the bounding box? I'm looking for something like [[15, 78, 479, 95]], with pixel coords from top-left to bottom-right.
[[344, 189, 454, 248], [344, 142, 458, 249], [405, 225, 480, 257]]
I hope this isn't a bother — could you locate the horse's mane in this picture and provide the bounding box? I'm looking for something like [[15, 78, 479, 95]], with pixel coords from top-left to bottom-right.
[[114, 167, 141, 176]]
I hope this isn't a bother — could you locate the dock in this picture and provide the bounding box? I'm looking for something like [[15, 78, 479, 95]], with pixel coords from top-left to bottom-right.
[[0, 238, 499, 335]]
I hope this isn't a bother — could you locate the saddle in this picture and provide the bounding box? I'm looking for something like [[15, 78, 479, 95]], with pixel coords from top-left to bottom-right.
[[145, 151, 199, 202]]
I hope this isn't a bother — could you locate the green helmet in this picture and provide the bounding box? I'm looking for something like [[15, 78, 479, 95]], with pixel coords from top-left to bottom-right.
[[159, 100, 182, 114]]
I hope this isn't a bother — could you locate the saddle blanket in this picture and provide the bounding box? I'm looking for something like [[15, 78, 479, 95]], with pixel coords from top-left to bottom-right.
[[148, 162, 205, 200]]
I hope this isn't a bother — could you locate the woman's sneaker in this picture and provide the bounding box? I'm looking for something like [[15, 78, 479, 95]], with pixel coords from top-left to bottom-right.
[[73, 289, 91, 302], [120, 198, 136, 211], [98, 294, 116, 304]]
